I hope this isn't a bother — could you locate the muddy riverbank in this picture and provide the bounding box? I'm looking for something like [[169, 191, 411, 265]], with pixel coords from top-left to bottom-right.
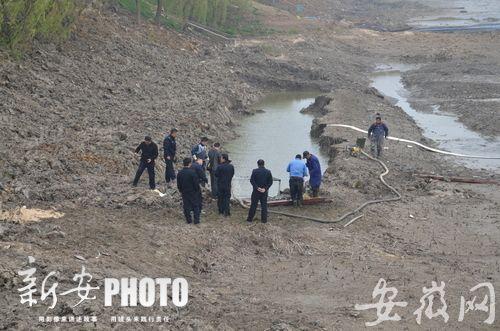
[[0, 1, 499, 330], [226, 91, 328, 198], [0, 8, 333, 211]]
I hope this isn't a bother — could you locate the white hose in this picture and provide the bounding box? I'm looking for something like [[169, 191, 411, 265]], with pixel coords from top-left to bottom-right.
[[327, 124, 500, 159]]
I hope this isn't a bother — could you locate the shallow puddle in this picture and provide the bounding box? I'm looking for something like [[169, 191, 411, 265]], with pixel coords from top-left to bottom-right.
[[226, 92, 327, 198]]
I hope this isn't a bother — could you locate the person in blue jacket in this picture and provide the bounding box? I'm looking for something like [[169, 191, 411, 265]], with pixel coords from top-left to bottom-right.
[[303, 151, 322, 197], [286, 154, 308, 207], [368, 116, 389, 158], [191, 137, 209, 169]]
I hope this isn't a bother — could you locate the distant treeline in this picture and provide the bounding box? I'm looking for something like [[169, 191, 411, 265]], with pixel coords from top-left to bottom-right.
[[0, 0, 255, 53], [119, 0, 252, 29], [165, 0, 250, 27], [0, 0, 79, 52]]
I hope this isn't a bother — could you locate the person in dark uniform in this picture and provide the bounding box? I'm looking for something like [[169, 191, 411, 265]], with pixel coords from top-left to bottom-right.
[[191, 157, 208, 212], [191, 158, 208, 187], [163, 128, 177, 187], [207, 142, 221, 198], [214, 153, 234, 217], [132, 136, 158, 189], [246, 159, 273, 223], [177, 158, 202, 224], [303, 151, 322, 197], [368, 116, 389, 158]]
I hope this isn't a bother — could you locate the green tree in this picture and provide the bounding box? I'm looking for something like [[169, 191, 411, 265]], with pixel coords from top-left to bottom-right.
[[192, 0, 208, 24], [0, 0, 78, 52], [136, 0, 141, 23], [155, 0, 163, 25]]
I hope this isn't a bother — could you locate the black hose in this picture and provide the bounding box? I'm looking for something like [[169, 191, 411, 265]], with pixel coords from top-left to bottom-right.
[[232, 150, 401, 225], [334, 151, 401, 223]]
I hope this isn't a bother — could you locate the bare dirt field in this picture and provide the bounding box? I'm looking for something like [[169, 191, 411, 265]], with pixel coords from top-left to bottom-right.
[[1, 0, 499, 330]]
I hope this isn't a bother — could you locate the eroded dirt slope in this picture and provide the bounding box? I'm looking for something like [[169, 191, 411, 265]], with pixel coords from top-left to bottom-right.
[[1, 1, 499, 330]]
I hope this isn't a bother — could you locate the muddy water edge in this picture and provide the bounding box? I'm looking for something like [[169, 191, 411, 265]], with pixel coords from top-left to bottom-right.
[[410, 0, 500, 32], [371, 64, 500, 172], [225, 92, 328, 199]]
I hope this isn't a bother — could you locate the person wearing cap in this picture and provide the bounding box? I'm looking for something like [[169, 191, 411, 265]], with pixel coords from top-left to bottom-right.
[[286, 154, 308, 207], [191, 137, 209, 168], [207, 142, 222, 198], [163, 128, 178, 187], [368, 116, 389, 158], [303, 151, 322, 197], [246, 159, 273, 223], [133, 136, 158, 189], [177, 158, 202, 224], [215, 153, 234, 217]]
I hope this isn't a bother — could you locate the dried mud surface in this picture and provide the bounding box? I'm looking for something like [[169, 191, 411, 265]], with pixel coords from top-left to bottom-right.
[[1, 1, 499, 330]]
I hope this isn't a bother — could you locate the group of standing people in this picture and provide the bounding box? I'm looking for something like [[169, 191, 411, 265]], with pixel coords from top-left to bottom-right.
[[133, 129, 235, 224], [133, 128, 323, 225], [176, 153, 234, 224], [132, 115, 389, 225], [167, 131, 236, 224]]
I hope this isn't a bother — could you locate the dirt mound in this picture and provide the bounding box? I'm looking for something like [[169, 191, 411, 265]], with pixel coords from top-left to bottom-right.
[[0, 206, 64, 224]]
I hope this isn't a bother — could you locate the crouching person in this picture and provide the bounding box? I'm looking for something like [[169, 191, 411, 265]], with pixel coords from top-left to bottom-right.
[[177, 158, 202, 224]]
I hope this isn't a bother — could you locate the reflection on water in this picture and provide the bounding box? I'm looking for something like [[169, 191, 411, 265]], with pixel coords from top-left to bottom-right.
[[410, 0, 500, 31], [371, 65, 500, 171], [225, 92, 327, 198]]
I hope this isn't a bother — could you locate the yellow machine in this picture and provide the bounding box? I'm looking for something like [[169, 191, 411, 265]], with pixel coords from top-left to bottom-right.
[[350, 146, 362, 157], [349, 137, 366, 157]]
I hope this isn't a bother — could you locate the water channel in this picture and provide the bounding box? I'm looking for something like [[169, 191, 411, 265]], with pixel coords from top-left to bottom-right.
[[371, 64, 500, 171], [410, 0, 500, 32]]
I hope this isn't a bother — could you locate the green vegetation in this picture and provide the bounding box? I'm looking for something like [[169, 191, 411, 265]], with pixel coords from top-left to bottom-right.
[[0, 0, 275, 55], [163, 0, 246, 28], [0, 0, 79, 53], [117, 0, 183, 29], [117, 0, 273, 36]]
